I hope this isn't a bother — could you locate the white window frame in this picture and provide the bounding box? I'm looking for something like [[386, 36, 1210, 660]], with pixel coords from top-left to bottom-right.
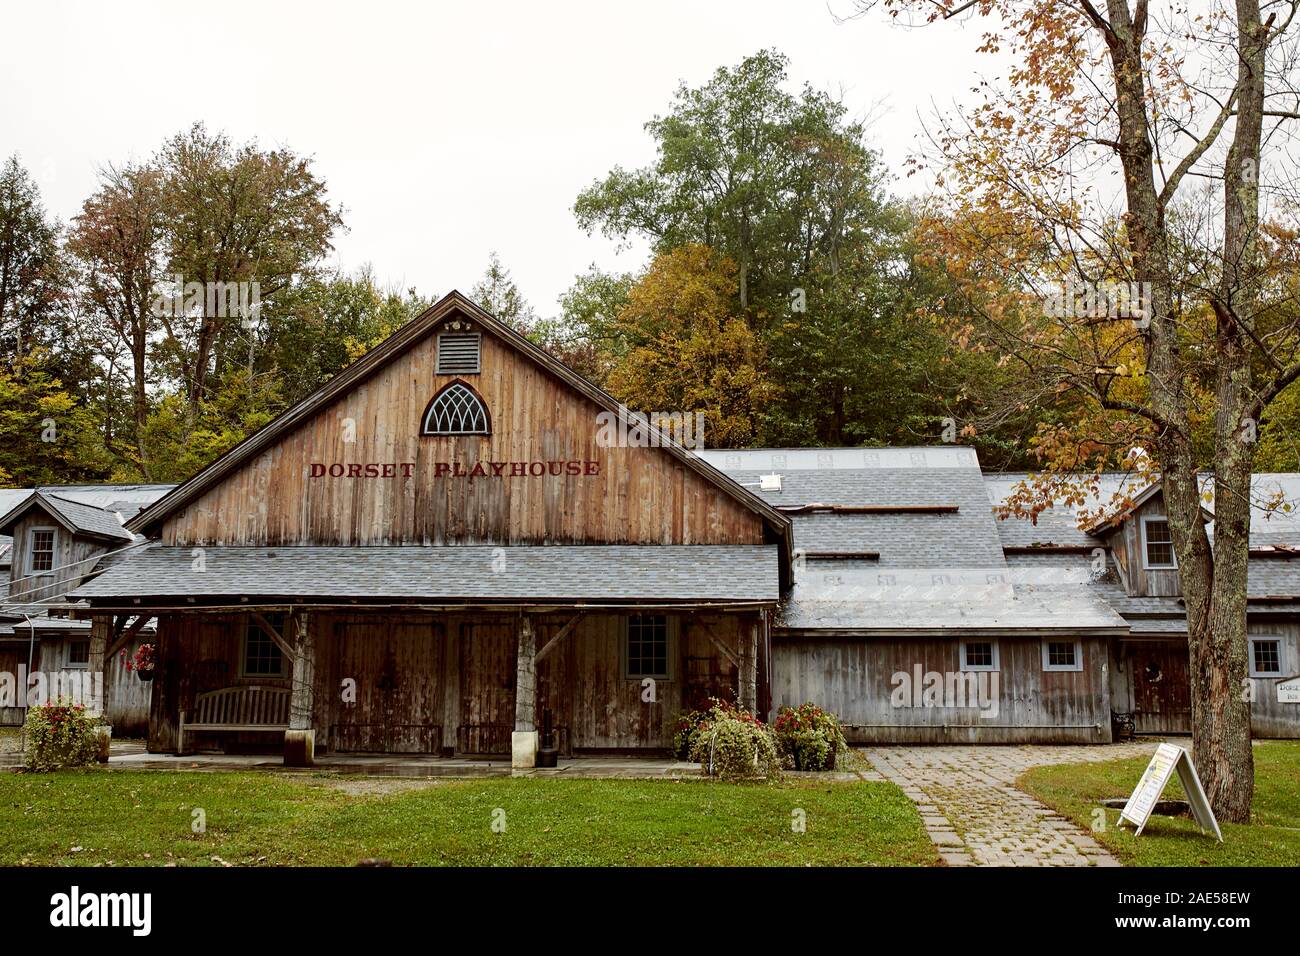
[[1141, 515, 1177, 570], [1041, 638, 1084, 672], [66, 639, 91, 670], [622, 614, 676, 682], [27, 526, 57, 576], [1248, 636, 1283, 678], [959, 639, 1000, 672]]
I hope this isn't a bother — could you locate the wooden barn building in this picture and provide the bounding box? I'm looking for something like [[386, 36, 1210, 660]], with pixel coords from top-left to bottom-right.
[[53, 291, 1300, 761], [0, 485, 169, 732]]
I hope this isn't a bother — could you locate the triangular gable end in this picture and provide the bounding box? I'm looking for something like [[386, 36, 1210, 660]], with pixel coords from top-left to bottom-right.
[[1081, 480, 1213, 537], [0, 491, 132, 544], [129, 291, 792, 575]]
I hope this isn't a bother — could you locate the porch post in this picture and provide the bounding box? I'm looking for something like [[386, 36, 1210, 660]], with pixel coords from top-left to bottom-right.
[[512, 614, 537, 769], [284, 611, 315, 767], [88, 615, 111, 762], [738, 617, 758, 714]]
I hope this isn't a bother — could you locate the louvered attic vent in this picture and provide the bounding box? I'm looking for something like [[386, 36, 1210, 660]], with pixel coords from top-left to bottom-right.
[[436, 333, 482, 374]]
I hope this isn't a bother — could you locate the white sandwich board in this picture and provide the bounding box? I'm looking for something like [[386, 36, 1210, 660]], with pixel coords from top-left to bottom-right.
[[1117, 743, 1222, 841]]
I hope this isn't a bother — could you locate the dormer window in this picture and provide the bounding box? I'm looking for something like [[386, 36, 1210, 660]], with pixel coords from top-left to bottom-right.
[[422, 380, 491, 435], [29, 527, 56, 574], [1142, 517, 1176, 569], [436, 332, 482, 375]]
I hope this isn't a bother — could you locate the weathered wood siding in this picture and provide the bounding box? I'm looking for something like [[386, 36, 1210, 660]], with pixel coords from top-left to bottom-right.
[[41, 635, 151, 735], [147, 609, 753, 754], [0, 636, 150, 732], [1246, 621, 1300, 738], [1111, 498, 1181, 598], [160, 329, 764, 548], [772, 635, 1113, 744], [6, 515, 106, 603]]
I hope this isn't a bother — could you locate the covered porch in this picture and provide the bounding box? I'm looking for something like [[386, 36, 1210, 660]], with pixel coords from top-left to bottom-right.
[[71, 543, 780, 767]]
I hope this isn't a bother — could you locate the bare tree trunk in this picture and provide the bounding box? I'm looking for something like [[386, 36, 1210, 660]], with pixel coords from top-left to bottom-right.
[[1101, 0, 1253, 820], [1190, 0, 1270, 824]]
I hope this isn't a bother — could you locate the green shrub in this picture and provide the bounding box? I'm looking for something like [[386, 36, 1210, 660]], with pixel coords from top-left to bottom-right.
[[688, 699, 781, 782], [671, 707, 711, 760], [23, 701, 102, 771], [774, 702, 849, 771]]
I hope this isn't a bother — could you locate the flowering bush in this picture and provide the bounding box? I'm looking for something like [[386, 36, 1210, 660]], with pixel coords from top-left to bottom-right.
[[23, 700, 103, 771], [122, 643, 155, 674], [672, 707, 711, 760], [773, 702, 849, 771], [687, 698, 781, 782]]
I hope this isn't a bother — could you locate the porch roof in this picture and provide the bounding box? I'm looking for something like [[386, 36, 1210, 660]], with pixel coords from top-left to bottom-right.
[[70, 544, 781, 605]]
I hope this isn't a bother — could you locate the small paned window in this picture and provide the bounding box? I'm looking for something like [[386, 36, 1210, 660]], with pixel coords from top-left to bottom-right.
[[29, 528, 55, 573], [1250, 638, 1282, 677], [68, 640, 90, 669], [1143, 518, 1175, 569], [244, 614, 287, 677], [625, 614, 670, 680], [961, 640, 998, 671]]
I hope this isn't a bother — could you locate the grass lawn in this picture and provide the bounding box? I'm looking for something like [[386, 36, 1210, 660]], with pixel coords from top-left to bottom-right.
[[1018, 740, 1300, 866], [0, 770, 935, 867]]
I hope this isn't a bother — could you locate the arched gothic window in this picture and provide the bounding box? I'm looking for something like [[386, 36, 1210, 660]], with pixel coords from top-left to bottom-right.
[[421, 380, 491, 435]]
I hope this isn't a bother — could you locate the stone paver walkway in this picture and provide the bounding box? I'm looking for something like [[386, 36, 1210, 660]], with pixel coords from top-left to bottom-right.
[[862, 741, 1168, 867]]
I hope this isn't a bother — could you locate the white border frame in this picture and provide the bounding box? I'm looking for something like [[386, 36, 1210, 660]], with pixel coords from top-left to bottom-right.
[[1041, 638, 1084, 672], [959, 639, 1000, 672], [1141, 515, 1177, 570]]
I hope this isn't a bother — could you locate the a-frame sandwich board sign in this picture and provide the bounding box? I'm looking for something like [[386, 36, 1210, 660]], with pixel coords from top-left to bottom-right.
[[1118, 742, 1223, 841]]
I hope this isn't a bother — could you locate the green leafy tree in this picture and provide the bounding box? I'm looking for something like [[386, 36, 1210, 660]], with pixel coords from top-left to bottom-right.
[[0, 351, 111, 486], [0, 156, 66, 361]]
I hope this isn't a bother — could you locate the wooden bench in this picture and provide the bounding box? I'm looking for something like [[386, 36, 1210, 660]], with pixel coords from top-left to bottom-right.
[[179, 686, 290, 754]]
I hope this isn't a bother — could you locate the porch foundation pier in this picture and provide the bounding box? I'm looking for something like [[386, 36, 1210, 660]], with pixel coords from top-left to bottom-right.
[[512, 615, 537, 769], [284, 612, 315, 767], [738, 618, 758, 714]]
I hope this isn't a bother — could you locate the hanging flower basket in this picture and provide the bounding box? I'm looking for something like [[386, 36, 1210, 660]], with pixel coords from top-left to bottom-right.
[[122, 643, 156, 681]]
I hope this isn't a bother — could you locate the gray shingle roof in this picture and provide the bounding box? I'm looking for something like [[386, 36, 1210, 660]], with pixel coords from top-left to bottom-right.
[[39, 493, 135, 542], [778, 565, 1127, 632], [71, 545, 781, 603], [986, 472, 1300, 547], [0, 485, 173, 526], [699, 448, 1006, 569], [0, 490, 138, 543]]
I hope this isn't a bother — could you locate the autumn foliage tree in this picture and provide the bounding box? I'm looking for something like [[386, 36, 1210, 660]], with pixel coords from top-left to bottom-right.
[[605, 244, 775, 447], [857, 0, 1300, 819]]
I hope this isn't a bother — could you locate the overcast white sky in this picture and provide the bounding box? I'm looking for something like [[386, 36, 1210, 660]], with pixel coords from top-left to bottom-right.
[[2, 0, 996, 312]]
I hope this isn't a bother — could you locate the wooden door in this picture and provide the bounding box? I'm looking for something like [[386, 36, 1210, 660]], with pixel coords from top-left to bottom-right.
[[0, 646, 25, 725], [457, 622, 516, 755], [1130, 640, 1192, 734], [331, 618, 444, 753]]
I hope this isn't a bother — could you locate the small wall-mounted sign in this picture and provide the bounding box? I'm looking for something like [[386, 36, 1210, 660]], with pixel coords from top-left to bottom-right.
[[1277, 677, 1300, 704], [1118, 742, 1222, 841]]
